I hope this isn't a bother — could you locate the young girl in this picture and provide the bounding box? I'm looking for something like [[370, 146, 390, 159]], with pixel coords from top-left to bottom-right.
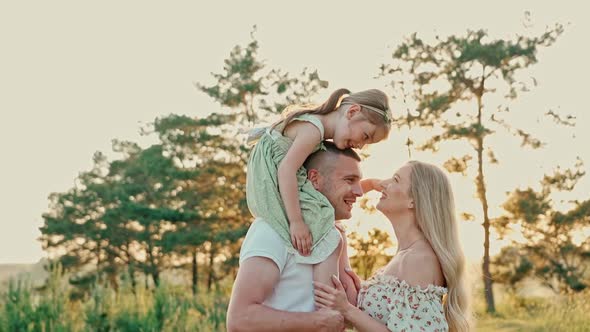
[[246, 88, 392, 285]]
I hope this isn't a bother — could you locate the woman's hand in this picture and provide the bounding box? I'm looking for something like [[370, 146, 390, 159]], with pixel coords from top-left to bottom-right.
[[339, 270, 359, 306], [360, 178, 381, 194], [314, 275, 353, 314], [344, 267, 362, 292]]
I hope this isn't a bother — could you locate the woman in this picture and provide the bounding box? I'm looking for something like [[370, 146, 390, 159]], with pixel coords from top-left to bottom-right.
[[314, 161, 471, 331]]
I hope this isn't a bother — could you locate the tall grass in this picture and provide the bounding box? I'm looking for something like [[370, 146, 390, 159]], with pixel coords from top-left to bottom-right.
[[0, 269, 230, 332], [475, 290, 590, 331], [2, 269, 588, 331]]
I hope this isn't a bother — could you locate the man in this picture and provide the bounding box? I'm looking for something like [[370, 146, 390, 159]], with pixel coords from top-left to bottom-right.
[[227, 141, 363, 332]]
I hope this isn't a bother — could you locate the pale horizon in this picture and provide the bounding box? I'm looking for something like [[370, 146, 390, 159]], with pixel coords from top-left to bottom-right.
[[1, 1, 588, 264]]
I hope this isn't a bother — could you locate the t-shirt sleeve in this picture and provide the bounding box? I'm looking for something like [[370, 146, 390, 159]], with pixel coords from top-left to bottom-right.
[[239, 220, 289, 273]]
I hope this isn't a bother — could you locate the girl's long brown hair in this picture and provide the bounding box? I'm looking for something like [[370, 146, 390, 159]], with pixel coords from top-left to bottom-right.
[[271, 88, 392, 135]]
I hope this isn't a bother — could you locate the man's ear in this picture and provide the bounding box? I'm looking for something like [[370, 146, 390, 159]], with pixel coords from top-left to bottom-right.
[[307, 169, 321, 190], [346, 104, 361, 120]]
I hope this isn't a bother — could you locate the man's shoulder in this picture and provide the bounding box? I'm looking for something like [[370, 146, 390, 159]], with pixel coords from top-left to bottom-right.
[[240, 219, 288, 272], [243, 219, 285, 245]]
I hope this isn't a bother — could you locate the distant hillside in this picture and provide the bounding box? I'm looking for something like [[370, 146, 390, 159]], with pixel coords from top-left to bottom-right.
[[0, 259, 48, 287]]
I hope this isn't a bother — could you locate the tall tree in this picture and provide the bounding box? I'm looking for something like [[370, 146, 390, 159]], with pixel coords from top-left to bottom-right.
[[493, 159, 590, 293], [40, 152, 117, 292], [197, 27, 328, 127], [380, 26, 564, 312], [106, 141, 196, 287], [155, 113, 249, 294]]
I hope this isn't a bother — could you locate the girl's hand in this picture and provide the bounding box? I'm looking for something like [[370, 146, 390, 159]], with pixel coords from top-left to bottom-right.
[[314, 275, 353, 314], [290, 222, 312, 256]]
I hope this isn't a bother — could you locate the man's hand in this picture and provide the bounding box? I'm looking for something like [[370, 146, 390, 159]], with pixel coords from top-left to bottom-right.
[[290, 221, 312, 256], [314, 276, 353, 315], [315, 308, 345, 332]]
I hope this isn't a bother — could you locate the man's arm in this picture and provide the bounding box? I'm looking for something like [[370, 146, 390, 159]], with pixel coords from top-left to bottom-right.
[[227, 256, 344, 332]]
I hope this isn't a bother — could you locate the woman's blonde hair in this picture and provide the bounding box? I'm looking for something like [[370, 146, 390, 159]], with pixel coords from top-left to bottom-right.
[[408, 161, 472, 332], [272, 88, 392, 135]]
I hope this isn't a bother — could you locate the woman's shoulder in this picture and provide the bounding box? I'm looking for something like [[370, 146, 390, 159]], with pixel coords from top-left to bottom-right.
[[398, 247, 445, 289]]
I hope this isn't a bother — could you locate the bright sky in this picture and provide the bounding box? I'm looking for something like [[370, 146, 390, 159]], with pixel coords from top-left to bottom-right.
[[1, 1, 588, 264]]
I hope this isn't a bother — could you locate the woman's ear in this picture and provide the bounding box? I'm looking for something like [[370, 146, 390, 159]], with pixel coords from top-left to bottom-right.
[[408, 199, 415, 209]]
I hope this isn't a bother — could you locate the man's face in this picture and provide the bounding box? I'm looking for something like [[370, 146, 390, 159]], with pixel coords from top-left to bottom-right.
[[313, 154, 363, 220]]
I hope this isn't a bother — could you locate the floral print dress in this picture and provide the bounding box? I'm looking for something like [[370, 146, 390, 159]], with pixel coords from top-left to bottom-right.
[[357, 268, 448, 331]]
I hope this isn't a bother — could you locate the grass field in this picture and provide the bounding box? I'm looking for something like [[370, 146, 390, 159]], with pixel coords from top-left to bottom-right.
[[1, 265, 588, 331]]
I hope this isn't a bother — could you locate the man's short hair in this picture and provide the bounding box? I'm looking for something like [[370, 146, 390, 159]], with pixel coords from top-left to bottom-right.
[[303, 141, 361, 174]]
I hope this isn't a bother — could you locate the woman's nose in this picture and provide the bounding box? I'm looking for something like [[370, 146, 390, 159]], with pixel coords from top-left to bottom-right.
[[378, 180, 388, 190]]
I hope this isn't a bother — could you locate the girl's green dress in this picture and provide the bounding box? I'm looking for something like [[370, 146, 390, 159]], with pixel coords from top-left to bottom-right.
[[246, 114, 341, 264]]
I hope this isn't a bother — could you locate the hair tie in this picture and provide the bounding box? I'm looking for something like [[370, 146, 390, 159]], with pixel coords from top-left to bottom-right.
[[335, 94, 350, 110]]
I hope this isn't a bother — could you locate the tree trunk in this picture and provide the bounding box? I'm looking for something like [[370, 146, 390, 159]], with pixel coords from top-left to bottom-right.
[[207, 250, 215, 292], [147, 244, 160, 287], [108, 272, 119, 292], [151, 264, 160, 288], [476, 93, 496, 313], [96, 242, 103, 285], [124, 245, 137, 294], [192, 249, 198, 296], [128, 261, 137, 294]]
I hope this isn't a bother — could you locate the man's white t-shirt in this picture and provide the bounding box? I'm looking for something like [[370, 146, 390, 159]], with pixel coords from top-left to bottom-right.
[[239, 218, 314, 312]]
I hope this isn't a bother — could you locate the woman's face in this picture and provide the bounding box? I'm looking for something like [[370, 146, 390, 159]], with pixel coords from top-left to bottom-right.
[[376, 163, 414, 215]]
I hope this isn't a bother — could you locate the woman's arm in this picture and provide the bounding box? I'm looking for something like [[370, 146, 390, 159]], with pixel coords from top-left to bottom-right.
[[360, 178, 381, 194], [277, 122, 322, 256], [342, 306, 391, 332], [335, 223, 359, 306], [315, 277, 389, 332]]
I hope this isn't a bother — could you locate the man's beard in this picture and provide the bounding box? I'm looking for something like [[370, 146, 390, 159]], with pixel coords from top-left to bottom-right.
[[320, 178, 344, 219]]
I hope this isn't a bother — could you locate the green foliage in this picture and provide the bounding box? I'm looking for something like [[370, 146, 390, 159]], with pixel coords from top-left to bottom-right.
[[347, 228, 394, 279], [1, 266, 75, 332], [381, 25, 566, 313], [493, 160, 590, 293], [0, 270, 232, 331], [197, 26, 328, 126]]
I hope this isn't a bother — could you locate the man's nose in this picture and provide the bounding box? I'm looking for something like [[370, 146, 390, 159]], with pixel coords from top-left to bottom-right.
[[351, 183, 363, 196]]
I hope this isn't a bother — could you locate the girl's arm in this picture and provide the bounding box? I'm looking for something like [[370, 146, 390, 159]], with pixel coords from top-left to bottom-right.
[[277, 122, 322, 256], [360, 178, 381, 194], [315, 277, 390, 332]]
